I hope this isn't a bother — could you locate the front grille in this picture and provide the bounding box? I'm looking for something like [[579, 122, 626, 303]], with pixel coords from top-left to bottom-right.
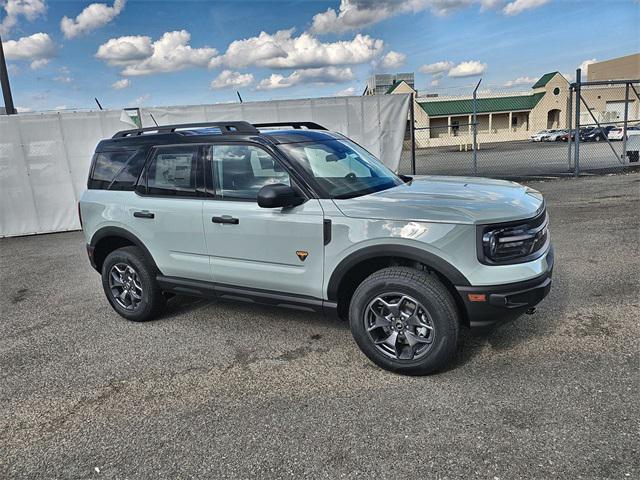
[[478, 208, 549, 265]]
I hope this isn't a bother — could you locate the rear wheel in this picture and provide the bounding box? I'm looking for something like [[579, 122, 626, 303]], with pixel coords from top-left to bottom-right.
[[101, 246, 165, 322], [349, 267, 459, 375]]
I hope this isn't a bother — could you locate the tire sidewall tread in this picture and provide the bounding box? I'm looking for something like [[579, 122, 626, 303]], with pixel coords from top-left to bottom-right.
[[101, 246, 164, 322], [349, 266, 460, 375]]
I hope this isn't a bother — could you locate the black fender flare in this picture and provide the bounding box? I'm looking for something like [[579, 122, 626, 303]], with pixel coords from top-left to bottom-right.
[[326, 244, 471, 301], [90, 226, 161, 273]]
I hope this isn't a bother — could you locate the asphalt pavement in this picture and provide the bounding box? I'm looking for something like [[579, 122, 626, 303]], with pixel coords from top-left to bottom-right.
[[399, 139, 633, 177], [1, 173, 639, 479]]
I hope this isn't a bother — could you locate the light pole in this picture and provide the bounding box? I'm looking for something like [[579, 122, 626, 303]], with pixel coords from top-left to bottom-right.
[[0, 34, 16, 115]]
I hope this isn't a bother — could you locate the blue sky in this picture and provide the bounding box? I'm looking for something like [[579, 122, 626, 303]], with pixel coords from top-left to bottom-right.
[[2, 0, 639, 112]]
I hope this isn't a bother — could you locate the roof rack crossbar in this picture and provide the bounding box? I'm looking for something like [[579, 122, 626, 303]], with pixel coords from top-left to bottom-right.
[[253, 122, 327, 131], [112, 121, 259, 138]]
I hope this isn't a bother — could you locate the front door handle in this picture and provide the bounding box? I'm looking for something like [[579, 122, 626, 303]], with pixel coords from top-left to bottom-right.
[[212, 216, 239, 225], [133, 211, 155, 219]]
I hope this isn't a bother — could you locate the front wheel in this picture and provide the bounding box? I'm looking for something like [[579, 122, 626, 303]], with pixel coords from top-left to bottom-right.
[[349, 267, 460, 375]]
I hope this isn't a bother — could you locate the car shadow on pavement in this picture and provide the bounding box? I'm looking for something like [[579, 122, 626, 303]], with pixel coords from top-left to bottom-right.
[[443, 306, 560, 373], [160, 294, 350, 331]]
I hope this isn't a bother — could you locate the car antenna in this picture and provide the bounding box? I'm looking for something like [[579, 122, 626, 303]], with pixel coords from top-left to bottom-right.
[[94, 97, 103, 110], [149, 112, 159, 126], [236, 91, 243, 103]]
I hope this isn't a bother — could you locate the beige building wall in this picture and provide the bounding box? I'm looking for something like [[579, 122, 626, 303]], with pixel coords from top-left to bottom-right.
[[529, 73, 570, 132], [580, 87, 640, 124], [587, 54, 640, 82]]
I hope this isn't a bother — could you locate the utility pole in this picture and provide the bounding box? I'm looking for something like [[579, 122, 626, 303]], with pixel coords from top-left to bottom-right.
[[0, 34, 16, 114]]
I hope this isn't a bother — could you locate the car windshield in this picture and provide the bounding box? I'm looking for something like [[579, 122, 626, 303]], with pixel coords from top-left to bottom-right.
[[279, 138, 403, 199]]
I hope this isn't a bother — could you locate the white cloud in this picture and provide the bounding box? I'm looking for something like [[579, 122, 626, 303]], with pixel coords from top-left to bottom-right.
[[310, 0, 478, 34], [578, 58, 596, 75], [336, 86, 357, 96], [0, 0, 46, 36], [111, 78, 131, 89], [96, 35, 153, 65], [380, 50, 406, 70], [61, 0, 126, 39], [419, 61, 454, 74], [96, 30, 218, 76], [2, 33, 56, 69], [54, 105, 68, 110], [54, 74, 73, 83], [448, 60, 486, 77], [560, 72, 574, 82], [430, 79, 440, 87], [256, 66, 354, 90], [210, 70, 254, 89], [210, 29, 383, 70], [310, 0, 549, 33], [16, 106, 33, 113], [29, 58, 49, 69], [503, 75, 537, 87], [503, 0, 549, 15], [130, 94, 150, 106]]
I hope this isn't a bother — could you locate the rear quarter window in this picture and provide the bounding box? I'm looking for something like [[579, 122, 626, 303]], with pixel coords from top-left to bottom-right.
[[88, 149, 147, 190]]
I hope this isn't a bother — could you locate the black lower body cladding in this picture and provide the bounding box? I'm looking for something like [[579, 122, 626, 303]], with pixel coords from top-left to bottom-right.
[[456, 247, 554, 330]]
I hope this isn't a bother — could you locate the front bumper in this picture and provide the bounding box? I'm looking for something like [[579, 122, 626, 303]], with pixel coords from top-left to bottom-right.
[[456, 247, 554, 330]]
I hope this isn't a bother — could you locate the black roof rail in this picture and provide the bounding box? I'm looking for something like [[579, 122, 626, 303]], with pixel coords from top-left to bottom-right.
[[253, 122, 327, 131], [112, 121, 259, 138]]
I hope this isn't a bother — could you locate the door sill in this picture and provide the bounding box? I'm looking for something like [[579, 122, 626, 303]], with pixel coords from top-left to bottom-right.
[[156, 275, 337, 316]]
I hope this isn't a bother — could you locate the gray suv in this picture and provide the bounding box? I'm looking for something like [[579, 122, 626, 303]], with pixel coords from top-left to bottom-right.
[[79, 121, 553, 375]]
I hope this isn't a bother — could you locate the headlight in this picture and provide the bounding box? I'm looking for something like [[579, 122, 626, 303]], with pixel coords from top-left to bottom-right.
[[478, 209, 549, 265]]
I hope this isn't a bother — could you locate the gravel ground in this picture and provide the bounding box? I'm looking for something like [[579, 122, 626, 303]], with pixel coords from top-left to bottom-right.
[[1, 173, 639, 479]]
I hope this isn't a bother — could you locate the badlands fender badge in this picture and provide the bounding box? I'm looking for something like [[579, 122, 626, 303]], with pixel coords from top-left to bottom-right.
[[296, 250, 309, 262]]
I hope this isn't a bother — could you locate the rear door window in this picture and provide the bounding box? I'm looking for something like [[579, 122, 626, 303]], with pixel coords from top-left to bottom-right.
[[145, 145, 200, 197]]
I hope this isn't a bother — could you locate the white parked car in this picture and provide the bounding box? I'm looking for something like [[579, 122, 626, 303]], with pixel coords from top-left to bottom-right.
[[531, 130, 551, 142], [544, 130, 566, 142], [608, 126, 640, 141]]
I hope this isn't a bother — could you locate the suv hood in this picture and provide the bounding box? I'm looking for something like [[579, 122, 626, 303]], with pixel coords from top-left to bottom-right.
[[333, 176, 544, 225]]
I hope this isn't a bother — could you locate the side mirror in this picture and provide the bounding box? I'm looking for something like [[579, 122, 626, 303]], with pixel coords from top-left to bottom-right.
[[257, 184, 304, 208]]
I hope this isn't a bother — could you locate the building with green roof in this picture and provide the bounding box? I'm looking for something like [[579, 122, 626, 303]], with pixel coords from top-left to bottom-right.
[[403, 72, 570, 147]]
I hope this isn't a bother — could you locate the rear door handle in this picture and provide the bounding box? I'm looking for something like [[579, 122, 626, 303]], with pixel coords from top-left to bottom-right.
[[133, 211, 155, 219], [212, 216, 239, 225]]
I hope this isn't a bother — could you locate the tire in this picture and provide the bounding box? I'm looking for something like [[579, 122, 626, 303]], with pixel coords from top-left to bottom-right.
[[349, 267, 459, 375], [101, 246, 165, 322]]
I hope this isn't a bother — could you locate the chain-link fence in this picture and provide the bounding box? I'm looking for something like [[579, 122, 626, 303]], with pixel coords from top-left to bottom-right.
[[398, 72, 640, 178]]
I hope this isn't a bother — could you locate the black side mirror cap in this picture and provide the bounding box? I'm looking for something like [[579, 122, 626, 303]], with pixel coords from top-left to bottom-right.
[[257, 184, 305, 208], [398, 174, 413, 184]]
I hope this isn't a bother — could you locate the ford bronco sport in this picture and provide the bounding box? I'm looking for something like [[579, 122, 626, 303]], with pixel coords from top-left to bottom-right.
[[79, 121, 553, 375]]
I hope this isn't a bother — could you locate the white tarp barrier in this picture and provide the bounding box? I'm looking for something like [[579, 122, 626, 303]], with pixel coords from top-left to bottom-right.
[[0, 94, 410, 237]]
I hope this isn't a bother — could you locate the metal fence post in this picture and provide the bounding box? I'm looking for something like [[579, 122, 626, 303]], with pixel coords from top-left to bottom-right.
[[472, 78, 481, 176], [567, 84, 573, 171], [621, 82, 630, 165], [574, 68, 581, 176], [410, 93, 416, 175]]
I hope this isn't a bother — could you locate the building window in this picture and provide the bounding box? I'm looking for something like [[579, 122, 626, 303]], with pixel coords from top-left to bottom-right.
[[553, 87, 560, 95], [512, 116, 518, 127]]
